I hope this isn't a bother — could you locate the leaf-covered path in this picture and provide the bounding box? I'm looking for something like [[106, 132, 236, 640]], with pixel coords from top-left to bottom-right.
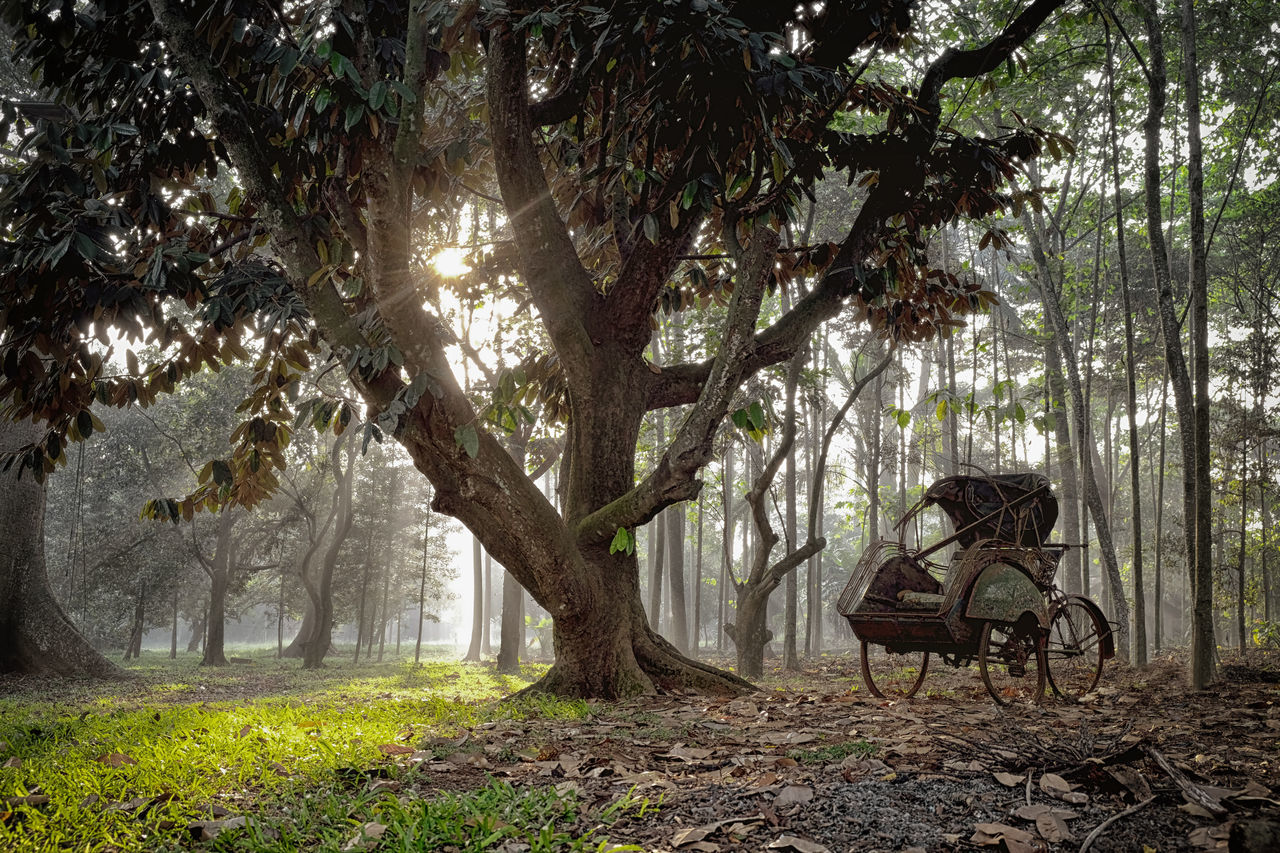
[[2, 650, 1278, 851], [436, 652, 1280, 852]]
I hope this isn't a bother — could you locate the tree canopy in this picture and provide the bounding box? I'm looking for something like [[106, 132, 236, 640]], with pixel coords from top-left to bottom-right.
[[1, 0, 1076, 695]]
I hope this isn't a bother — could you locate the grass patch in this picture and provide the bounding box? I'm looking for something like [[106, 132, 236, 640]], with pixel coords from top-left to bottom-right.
[[0, 652, 621, 852], [785, 739, 879, 765]]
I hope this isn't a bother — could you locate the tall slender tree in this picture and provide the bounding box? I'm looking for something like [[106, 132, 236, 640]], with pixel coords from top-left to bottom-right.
[[1180, 0, 1218, 689], [1105, 24, 1147, 666]]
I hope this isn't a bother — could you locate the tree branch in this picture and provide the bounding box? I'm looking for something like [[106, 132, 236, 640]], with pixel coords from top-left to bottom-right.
[[575, 225, 781, 545], [743, 340, 827, 594], [807, 344, 896, 534], [919, 0, 1070, 130], [485, 24, 597, 390]]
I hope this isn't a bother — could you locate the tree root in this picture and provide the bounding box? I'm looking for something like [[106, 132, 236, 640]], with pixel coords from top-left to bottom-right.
[[515, 628, 753, 699]]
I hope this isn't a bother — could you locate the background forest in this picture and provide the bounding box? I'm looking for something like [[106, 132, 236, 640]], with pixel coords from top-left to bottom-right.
[[5, 2, 1280, 851], [0, 0, 1277, 690]]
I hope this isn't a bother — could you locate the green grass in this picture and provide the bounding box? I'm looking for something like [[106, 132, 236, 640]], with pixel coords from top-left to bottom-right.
[[785, 739, 879, 765], [0, 651, 628, 852]]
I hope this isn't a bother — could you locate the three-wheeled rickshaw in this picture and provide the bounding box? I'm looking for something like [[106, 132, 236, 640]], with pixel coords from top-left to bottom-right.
[[837, 473, 1114, 704]]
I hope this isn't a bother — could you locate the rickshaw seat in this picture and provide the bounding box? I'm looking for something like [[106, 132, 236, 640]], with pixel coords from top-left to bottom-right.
[[897, 589, 945, 610]]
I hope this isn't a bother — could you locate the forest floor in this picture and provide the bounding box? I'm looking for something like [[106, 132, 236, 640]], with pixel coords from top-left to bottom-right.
[[1, 647, 1278, 852]]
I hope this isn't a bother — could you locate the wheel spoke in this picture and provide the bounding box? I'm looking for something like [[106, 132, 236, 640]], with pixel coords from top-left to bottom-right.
[[1045, 597, 1106, 700], [979, 620, 1045, 705]]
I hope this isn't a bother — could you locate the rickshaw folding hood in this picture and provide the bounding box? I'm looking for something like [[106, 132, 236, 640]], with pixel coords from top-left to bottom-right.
[[907, 473, 1059, 549]]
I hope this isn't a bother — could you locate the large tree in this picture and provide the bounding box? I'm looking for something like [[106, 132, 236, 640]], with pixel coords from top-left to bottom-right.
[[1, 0, 1073, 696], [0, 414, 117, 675]]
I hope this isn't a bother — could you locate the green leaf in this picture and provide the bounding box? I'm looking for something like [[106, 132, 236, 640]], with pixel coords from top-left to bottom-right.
[[390, 80, 416, 104], [642, 213, 658, 244], [454, 423, 479, 458], [211, 459, 233, 487], [609, 527, 635, 556], [747, 401, 765, 432], [368, 80, 388, 111], [73, 231, 97, 261], [896, 410, 911, 428], [680, 180, 698, 210], [731, 408, 749, 430]]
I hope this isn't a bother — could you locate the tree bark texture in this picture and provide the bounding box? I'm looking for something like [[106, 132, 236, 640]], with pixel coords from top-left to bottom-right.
[[197, 509, 241, 667], [297, 435, 356, 669], [1045, 340, 1084, 595], [0, 416, 117, 677], [497, 569, 523, 673], [1180, 0, 1217, 689]]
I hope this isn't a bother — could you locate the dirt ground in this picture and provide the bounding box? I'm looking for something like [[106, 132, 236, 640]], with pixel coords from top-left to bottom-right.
[[402, 650, 1280, 852]]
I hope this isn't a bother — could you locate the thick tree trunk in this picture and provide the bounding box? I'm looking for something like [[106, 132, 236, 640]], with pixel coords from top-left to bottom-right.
[[124, 581, 145, 660], [527, 543, 750, 698], [0, 417, 117, 677], [203, 567, 229, 666], [199, 509, 240, 667], [727, 585, 773, 679], [497, 569, 523, 673], [299, 436, 356, 669], [302, 573, 335, 670]]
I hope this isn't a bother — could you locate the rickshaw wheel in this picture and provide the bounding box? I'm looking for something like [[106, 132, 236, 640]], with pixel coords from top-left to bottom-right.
[[860, 638, 930, 699], [1045, 596, 1107, 700], [978, 619, 1045, 705]]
